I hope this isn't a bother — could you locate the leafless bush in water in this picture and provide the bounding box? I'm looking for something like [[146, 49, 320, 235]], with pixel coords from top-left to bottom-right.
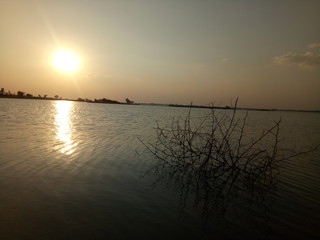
[[141, 99, 319, 220]]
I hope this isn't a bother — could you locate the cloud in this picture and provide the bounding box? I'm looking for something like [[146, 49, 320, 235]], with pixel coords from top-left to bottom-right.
[[274, 51, 320, 69], [221, 58, 229, 63], [307, 42, 320, 49]]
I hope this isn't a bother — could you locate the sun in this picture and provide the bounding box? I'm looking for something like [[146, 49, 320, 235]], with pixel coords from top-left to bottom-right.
[[53, 50, 80, 73]]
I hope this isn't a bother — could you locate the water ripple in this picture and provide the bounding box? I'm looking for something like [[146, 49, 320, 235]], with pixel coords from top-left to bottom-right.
[[0, 99, 319, 239]]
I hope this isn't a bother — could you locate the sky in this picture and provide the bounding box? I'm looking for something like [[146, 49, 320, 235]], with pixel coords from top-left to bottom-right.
[[1, 0, 320, 110]]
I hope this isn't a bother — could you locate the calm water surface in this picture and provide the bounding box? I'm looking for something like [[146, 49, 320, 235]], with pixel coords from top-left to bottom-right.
[[0, 99, 319, 239]]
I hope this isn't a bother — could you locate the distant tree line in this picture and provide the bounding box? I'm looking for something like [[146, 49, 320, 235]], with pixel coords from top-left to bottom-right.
[[0, 88, 53, 100], [93, 98, 120, 104], [0, 87, 135, 105]]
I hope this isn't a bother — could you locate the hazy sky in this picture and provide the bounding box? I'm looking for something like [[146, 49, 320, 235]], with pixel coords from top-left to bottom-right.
[[1, 0, 320, 110]]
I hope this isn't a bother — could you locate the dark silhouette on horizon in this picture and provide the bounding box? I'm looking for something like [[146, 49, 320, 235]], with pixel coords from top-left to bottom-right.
[[0, 87, 120, 104], [0, 88, 51, 100], [1, 87, 319, 113], [125, 98, 134, 104]]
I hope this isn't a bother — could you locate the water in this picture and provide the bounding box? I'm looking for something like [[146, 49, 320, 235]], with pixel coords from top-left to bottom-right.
[[0, 98, 319, 239]]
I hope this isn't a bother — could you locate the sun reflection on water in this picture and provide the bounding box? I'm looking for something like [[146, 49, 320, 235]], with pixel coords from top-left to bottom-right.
[[54, 101, 77, 155]]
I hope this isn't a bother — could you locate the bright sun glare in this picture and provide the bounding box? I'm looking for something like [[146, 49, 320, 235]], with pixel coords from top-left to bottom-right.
[[53, 50, 80, 73]]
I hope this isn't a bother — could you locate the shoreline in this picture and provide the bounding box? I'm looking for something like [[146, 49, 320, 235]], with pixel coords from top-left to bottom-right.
[[1, 96, 319, 113]]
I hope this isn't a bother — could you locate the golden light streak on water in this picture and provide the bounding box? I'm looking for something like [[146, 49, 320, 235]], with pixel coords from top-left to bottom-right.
[[54, 101, 77, 155]]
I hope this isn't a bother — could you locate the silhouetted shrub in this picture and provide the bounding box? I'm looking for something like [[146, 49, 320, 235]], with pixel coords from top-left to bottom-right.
[[141, 99, 319, 220]]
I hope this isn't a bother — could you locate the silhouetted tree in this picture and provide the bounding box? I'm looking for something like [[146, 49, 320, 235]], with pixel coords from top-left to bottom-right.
[[17, 91, 25, 97], [94, 98, 119, 104], [54, 95, 59, 99], [126, 98, 134, 104]]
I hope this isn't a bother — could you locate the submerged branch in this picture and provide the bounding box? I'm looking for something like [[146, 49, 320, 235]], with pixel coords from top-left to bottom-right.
[[141, 99, 319, 220]]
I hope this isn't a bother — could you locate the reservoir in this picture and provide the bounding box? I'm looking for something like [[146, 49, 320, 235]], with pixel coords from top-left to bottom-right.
[[0, 98, 319, 239]]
